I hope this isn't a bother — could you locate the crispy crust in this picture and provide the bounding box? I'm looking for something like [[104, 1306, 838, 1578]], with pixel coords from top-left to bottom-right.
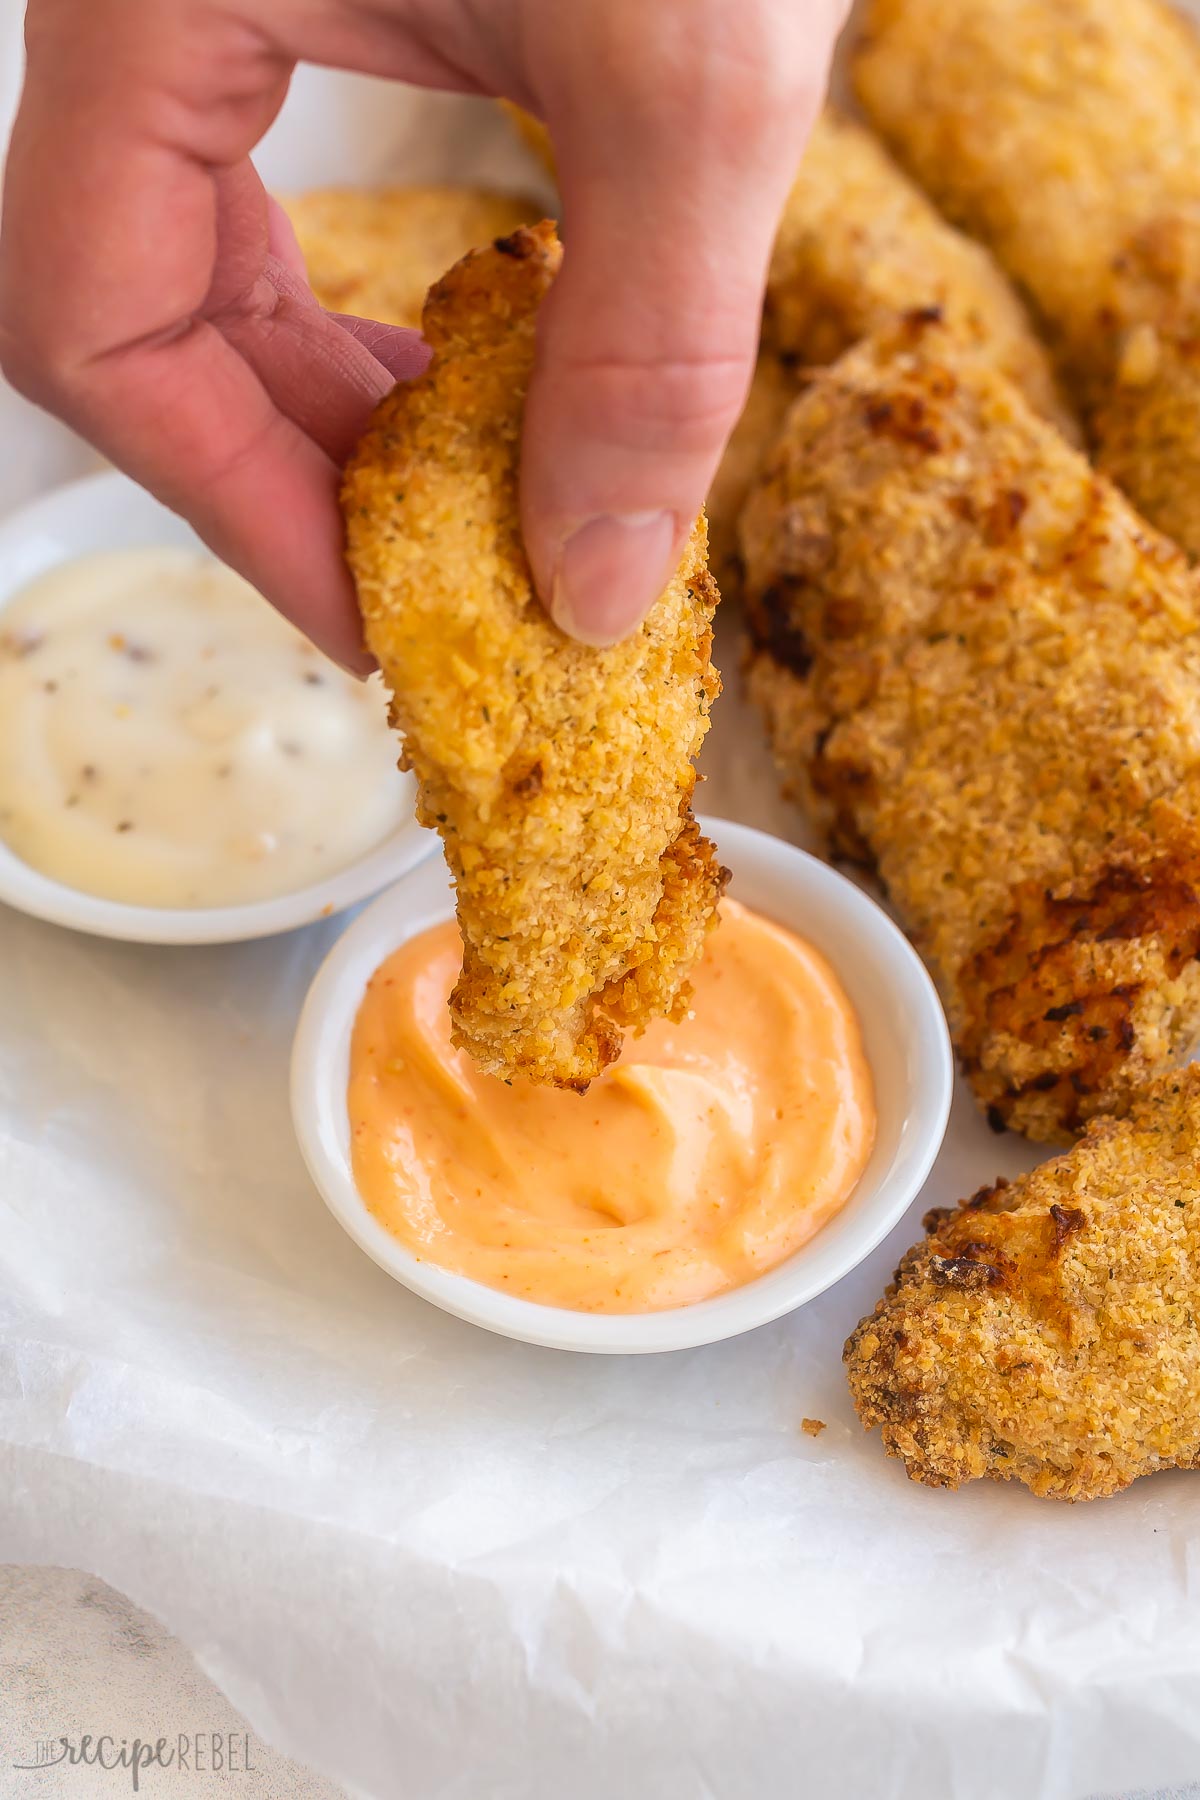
[[741, 320, 1200, 1142], [342, 223, 725, 1088], [767, 110, 1075, 438], [1089, 208, 1200, 558], [854, 0, 1200, 553], [706, 349, 800, 597], [283, 184, 542, 328], [844, 1065, 1200, 1502]]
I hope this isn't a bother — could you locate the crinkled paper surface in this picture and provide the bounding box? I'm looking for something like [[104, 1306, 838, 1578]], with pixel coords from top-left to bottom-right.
[[1, 31, 1198, 1800]]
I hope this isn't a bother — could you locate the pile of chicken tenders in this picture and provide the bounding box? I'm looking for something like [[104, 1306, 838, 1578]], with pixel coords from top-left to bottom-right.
[[291, 0, 1200, 1504]]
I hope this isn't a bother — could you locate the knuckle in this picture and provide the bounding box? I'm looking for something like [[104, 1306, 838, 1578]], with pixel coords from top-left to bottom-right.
[[601, 0, 823, 129], [557, 352, 752, 454]]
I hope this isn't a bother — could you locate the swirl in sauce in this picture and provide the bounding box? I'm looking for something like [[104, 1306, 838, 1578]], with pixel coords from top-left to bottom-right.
[[348, 899, 876, 1314]]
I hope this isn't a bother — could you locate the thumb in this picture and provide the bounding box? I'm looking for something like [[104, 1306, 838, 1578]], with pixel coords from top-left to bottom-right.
[[518, 3, 840, 644]]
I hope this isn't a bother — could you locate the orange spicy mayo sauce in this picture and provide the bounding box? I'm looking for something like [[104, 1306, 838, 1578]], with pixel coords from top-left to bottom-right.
[[347, 900, 875, 1314]]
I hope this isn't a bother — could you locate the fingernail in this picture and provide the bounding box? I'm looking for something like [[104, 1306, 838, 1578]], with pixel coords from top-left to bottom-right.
[[550, 511, 677, 646]]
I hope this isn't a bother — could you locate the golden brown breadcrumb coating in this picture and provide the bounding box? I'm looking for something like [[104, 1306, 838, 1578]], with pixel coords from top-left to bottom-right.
[[766, 110, 1074, 437], [283, 185, 541, 328], [342, 222, 725, 1089], [854, 0, 1200, 553], [1088, 209, 1200, 561], [705, 350, 800, 596], [845, 1065, 1200, 1502], [741, 319, 1200, 1143]]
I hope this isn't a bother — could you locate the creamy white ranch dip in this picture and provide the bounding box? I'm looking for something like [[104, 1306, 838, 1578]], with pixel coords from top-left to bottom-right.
[[0, 547, 409, 908]]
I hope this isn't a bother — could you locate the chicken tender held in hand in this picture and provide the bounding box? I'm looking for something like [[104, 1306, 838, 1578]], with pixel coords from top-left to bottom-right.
[[284, 184, 542, 328], [342, 222, 725, 1089], [845, 1066, 1200, 1502]]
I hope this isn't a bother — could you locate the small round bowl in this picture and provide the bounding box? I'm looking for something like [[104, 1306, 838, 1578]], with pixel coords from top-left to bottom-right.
[[291, 816, 954, 1353], [0, 469, 433, 944]]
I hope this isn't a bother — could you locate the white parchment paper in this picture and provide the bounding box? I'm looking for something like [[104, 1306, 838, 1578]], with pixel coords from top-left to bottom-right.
[[1, 31, 1199, 1800]]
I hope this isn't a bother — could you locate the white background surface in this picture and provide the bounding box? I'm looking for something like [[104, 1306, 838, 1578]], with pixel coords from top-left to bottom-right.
[[0, 7, 1199, 1800]]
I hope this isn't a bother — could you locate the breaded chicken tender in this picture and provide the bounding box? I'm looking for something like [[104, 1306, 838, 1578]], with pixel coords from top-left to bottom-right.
[[765, 110, 1074, 437], [705, 350, 799, 595], [845, 1065, 1200, 1501], [342, 223, 725, 1089], [742, 319, 1200, 1143], [283, 184, 541, 327], [855, 0, 1200, 554]]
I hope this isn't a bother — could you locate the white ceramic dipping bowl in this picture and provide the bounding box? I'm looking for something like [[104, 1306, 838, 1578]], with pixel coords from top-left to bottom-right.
[[0, 469, 434, 944], [291, 816, 954, 1353]]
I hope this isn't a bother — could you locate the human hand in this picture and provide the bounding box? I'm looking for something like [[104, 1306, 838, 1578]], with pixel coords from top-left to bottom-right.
[[0, 0, 848, 666]]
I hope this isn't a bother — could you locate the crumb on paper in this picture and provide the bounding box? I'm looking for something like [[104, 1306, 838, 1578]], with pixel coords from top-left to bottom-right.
[[801, 1418, 827, 1439]]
